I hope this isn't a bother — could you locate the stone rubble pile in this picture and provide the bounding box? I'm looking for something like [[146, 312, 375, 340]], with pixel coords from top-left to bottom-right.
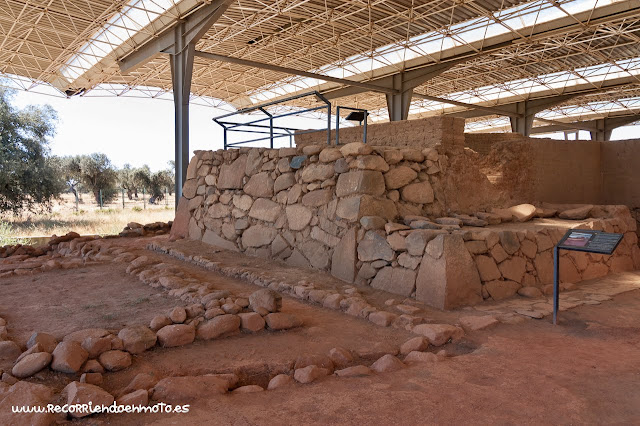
[[119, 221, 172, 238]]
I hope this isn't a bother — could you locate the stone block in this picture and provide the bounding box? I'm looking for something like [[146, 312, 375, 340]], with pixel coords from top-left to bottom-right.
[[336, 170, 385, 197], [370, 267, 416, 297], [415, 234, 483, 309]]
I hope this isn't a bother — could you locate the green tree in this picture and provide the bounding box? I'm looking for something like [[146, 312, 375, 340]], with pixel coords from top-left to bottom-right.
[[117, 164, 137, 200], [0, 87, 65, 214], [61, 153, 118, 205]]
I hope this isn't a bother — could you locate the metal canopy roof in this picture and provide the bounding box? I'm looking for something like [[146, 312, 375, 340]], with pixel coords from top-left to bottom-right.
[[1, 0, 639, 129]]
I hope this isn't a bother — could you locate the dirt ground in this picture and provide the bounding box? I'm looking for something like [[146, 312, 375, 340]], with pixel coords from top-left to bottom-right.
[[2, 237, 640, 424], [108, 290, 640, 425]]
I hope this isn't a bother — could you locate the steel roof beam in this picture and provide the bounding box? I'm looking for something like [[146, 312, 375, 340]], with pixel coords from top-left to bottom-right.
[[192, 51, 398, 95]]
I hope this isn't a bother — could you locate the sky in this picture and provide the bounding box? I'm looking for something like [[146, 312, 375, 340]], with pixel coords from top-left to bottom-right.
[[12, 89, 639, 172], [12, 90, 328, 172]]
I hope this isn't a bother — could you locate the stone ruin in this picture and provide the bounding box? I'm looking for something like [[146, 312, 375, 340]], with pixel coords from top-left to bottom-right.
[[171, 116, 640, 310]]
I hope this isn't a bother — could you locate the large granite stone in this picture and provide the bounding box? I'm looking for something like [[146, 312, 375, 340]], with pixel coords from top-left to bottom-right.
[[336, 170, 385, 197], [331, 228, 357, 283], [370, 267, 416, 296], [218, 154, 247, 189], [415, 234, 483, 309]]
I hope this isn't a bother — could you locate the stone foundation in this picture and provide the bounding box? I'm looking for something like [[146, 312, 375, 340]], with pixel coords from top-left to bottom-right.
[[171, 138, 639, 310]]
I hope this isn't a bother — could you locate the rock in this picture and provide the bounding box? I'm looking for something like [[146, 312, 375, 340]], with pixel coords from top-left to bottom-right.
[[516, 309, 545, 319], [498, 257, 526, 283], [412, 324, 464, 346], [535, 207, 558, 218], [404, 351, 438, 363], [415, 234, 483, 309], [335, 365, 372, 377], [559, 205, 593, 220], [301, 189, 333, 207], [360, 216, 386, 230], [202, 230, 238, 251], [80, 372, 103, 385], [238, 313, 266, 332], [370, 267, 416, 297], [323, 293, 344, 309], [248, 198, 281, 222], [351, 155, 389, 172], [197, 315, 241, 340], [459, 315, 499, 331], [520, 240, 538, 259], [182, 179, 198, 199], [12, 352, 52, 378], [218, 154, 247, 189], [80, 336, 111, 359], [319, 147, 343, 162], [340, 142, 372, 157], [336, 170, 385, 197], [400, 337, 429, 355], [169, 307, 187, 323], [26, 332, 57, 353], [98, 350, 132, 372], [435, 217, 462, 226], [368, 311, 398, 327], [221, 303, 241, 314], [337, 194, 398, 222], [63, 381, 114, 418], [290, 155, 308, 169], [406, 230, 445, 256], [267, 374, 294, 390], [150, 315, 172, 331], [233, 385, 264, 393], [156, 324, 195, 348], [331, 228, 357, 283], [301, 163, 335, 182], [249, 289, 282, 313], [0, 341, 21, 361], [328, 347, 353, 368], [294, 365, 329, 384], [508, 204, 537, 222], [274, 173, 296, 193], [117, 389, 148, 406], [83, 359, 105, 373], [51, 341, 88, 374], [151, 376, 228, 404], [119, 373, 158, 395], [465, 240, 488, 254], [286, 205, 312, 231], [384, 166, 417, 189], [484, 280, 521, 301], [244, 172, 274, 197], [499, 231, 520, 255], [0, 381, 56, 425], [475, 255, 501, 281], [358, 231, 394, 261], [265, 313, 302, 330], [243, 225, 277, 247], [518, 286, 543, 298], [295, 354, 334, 371], [401, 181, 434, 204], [370, 354, 405, 373]]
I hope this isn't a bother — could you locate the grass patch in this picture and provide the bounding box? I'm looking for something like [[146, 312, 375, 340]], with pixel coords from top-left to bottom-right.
[[1, 194, 175, 239]]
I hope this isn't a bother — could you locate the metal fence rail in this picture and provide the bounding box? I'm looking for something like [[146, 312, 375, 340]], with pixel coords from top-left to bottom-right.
[[213, 91, 369, 149]]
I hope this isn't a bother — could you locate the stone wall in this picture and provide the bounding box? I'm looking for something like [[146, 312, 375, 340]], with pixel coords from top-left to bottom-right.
[[172, 138, 639, 310], [295, 117, 465, 150]]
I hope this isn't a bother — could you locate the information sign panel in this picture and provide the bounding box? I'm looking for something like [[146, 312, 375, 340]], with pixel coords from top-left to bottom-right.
[[557, 230, 623, 254], [553, 229, 623, 324]]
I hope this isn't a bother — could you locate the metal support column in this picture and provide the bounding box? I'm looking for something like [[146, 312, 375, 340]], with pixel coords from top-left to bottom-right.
[[553, 246, 560, 325], [169, 23, 195, 207], [386, 73, 412, 121]]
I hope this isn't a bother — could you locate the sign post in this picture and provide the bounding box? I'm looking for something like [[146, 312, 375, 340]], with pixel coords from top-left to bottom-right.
[[553, 229, 623, 324]]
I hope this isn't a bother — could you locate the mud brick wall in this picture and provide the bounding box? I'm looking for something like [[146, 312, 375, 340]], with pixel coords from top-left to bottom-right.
[[601, 140, 640, 208], [295, 117, 465, 150], [465, 133, 528, 155]]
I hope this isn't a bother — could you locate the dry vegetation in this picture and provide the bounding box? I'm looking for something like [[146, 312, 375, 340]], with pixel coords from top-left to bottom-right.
[[0, 193, 175, 245]]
